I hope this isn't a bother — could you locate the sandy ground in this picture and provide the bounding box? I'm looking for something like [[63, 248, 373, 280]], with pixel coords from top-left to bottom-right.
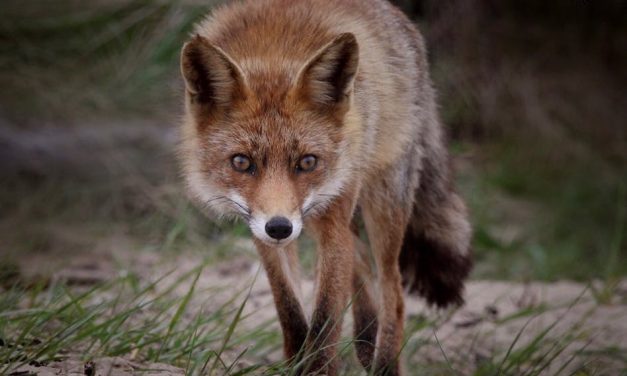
[[7, 238, 627, 375]]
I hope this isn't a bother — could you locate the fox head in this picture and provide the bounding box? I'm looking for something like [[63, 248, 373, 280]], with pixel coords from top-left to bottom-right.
[[179, 33, 360, 246]]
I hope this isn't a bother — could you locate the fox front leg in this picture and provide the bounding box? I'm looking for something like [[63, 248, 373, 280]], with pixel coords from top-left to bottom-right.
[[360, 174, 414, 376], [255, 241, 309, 360], [351, 223, 379, 371], [300, 194, 357, 375]]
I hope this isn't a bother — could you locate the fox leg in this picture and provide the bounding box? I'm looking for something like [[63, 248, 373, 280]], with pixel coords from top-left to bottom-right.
[[351, 221, 379, 371], [255, 241, 308, 360], [361, 179, 413, 376], [303, 192, 357, 375]]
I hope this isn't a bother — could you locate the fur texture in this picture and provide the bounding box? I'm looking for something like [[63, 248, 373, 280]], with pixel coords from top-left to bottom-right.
[[178, 0, 472, 374]]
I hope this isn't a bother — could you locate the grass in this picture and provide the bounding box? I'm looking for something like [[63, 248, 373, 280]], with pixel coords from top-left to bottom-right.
[[0, 0, 224, 121], [1, 257, 623, 375], [456, 140, 627, 281], [0, 261, 274, 375]]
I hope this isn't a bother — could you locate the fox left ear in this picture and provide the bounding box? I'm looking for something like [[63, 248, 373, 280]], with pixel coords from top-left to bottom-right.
[[180, 35, 249, 113], [293, 33, 359, 113]]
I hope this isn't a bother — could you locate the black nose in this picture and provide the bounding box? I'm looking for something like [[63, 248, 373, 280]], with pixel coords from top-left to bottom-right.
[[265, 216, 293, 240]]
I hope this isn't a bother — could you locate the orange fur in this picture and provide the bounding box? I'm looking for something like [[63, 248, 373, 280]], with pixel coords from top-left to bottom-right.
[[179, 1, 472, 374]]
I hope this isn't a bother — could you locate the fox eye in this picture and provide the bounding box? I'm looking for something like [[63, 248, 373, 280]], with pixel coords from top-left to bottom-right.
[[297, 155, 317, 172], [232, 154, 253, 173]]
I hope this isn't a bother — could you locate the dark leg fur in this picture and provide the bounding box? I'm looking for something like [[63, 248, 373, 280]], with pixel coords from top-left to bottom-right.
[[350, 220, 378, 371], [353, 271, 378, 370]]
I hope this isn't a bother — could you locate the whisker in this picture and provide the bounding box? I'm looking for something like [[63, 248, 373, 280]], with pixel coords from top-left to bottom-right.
[[303, 201, 328, 218], [204, 196, 229, 205], [221, 196, 252, 217], [203, 195, 251, 220]]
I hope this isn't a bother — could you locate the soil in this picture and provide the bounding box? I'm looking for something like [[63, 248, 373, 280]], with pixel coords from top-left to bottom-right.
[[7, 238, 627, 375]]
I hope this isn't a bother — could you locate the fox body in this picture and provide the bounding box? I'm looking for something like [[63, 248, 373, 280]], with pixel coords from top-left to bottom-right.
[[179, 0, 472, 374]]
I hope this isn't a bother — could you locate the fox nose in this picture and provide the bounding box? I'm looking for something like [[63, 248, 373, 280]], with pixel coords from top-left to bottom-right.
[[265, 216, 293, 240]]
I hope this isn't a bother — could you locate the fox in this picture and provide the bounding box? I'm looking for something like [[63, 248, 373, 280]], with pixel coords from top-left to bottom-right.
[[178, 0, 472, 374]]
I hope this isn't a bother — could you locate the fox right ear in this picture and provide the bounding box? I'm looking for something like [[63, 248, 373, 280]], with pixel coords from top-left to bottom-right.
[[292, 33, 359, 114], [180, 35, 249, 111]]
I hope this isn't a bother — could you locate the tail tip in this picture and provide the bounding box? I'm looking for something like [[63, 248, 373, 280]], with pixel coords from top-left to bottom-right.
[[400, 233, 472, 308]]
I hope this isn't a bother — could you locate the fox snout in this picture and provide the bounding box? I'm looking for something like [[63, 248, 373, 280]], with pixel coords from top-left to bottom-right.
[[249, 211, 303, 246], [243, 175, 306, 246], [223, 187, 305, 246]]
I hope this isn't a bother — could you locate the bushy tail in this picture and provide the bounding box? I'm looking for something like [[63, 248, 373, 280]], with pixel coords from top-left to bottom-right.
[[399, 152, 472, 308]]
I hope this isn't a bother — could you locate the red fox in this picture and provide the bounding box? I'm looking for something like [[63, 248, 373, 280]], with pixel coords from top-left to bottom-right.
[[179, 0, 472, 374]]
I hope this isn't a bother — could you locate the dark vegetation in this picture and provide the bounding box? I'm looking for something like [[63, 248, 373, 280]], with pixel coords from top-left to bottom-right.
[[1, 0, 625, 280], [402, 0, 627, 280]]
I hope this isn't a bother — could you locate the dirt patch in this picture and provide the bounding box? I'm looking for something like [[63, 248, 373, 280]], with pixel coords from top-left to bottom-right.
[[5, 241, 627, 375], [146, 251, 627, 374], [10, 357, 184, 376]]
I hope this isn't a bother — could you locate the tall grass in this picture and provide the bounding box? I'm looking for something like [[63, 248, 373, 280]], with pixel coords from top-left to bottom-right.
[[0, 0, 223, 121]]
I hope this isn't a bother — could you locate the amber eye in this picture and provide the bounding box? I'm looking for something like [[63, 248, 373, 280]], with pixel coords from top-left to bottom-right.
[[231, 154, 253, 173], [297, 155, 317, 172]]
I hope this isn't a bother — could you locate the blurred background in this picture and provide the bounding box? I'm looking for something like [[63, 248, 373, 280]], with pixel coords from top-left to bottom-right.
[[1, 0, 625, 283]]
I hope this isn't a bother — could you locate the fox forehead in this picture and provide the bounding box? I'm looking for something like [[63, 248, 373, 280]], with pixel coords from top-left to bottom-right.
[[202, 110, 341, 160]]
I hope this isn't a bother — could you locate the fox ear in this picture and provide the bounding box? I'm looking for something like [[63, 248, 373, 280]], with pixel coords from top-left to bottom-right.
[[293, 33, 359, 113], [180, 35, 248, 111]]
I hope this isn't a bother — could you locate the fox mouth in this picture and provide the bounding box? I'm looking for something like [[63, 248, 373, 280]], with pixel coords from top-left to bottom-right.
[[257, 237, 292, 247], [251, 231, 301, 248]]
